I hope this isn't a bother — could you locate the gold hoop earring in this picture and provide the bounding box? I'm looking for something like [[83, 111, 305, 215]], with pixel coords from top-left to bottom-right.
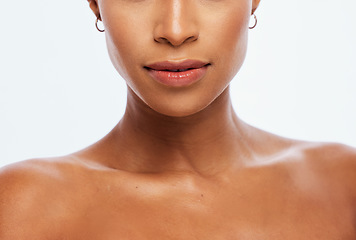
[[95, 17, 105, 32], [249, 14, 257, 29]]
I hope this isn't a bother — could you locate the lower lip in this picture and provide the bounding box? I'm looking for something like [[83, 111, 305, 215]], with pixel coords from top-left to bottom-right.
[[146, 66, 209, 87]]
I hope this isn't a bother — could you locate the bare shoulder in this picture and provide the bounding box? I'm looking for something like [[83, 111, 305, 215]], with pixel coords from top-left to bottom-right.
[[0, 157, 88, 239], [252, 126, 356, 199], [0, 158, 69, 207], [301, 142, 356, 178], [0, 157, 83, 198], [294, 141, 356, 199], [255, 126, 356, 183]]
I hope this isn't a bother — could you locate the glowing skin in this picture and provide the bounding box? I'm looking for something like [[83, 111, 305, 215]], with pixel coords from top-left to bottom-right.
[[97, 0, 252, 116], [0, 0, 356, 239]]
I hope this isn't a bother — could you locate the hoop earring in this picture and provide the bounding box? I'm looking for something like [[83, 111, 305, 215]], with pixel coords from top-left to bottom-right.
[[95, 17, 105, 32], [249, 14, 258, 29]]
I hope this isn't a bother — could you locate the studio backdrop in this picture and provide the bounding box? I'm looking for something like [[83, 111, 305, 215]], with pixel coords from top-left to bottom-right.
[[1, 0, 355, 167]]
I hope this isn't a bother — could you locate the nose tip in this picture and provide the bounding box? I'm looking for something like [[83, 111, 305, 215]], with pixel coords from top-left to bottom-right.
[[153, 1, 199, 47]]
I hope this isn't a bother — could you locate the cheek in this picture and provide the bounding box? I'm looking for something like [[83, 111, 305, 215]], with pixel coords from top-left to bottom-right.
[[205, 6, 250, 74], [102, 6, 151, 81]]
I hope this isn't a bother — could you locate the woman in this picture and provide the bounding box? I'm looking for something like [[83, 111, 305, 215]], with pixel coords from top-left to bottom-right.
[[1, 0, 356, 238]]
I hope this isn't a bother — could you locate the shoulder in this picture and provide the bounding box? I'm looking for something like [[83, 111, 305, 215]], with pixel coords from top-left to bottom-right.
[[257, 139, 356, 210], [0, 157, 85, 194], [0, 157, 88, 238], [302, 141, 356, 158], [292, 141, 356, 199], [301, 142, 356, 175], [257, 128, 356, 177], [0, 158, 67, 203]]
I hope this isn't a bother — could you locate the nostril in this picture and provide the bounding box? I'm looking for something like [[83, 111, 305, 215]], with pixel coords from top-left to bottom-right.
[[184, 36, 198, 43], [154, 35, 198, 46], [155, 37, 169, 44]]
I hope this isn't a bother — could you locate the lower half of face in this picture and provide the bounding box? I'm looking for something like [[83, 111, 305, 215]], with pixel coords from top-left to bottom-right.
[[101, 0, 251, 117]]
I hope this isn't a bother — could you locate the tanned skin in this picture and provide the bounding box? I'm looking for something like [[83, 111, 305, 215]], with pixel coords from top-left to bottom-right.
[[1, 0, 356, 239]]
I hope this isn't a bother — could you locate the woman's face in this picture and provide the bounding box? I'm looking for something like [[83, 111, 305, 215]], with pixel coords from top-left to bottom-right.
[[91, 0, 259, 117]]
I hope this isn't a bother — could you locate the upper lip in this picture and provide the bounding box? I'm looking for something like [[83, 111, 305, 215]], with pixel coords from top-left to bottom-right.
[[144, 59, 210, 71]]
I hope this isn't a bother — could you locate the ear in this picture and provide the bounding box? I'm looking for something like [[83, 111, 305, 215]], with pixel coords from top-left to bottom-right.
[[251, 0, 261, 14], [87, 0, 102, 20]]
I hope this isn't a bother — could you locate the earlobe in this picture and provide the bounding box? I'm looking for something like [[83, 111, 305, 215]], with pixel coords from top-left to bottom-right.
[[252, 0, 261, 14], [88, 0, 101, 20]]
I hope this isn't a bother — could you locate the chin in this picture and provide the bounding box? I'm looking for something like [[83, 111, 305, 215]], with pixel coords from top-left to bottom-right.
[[145, 96, 210, 118], [141, 87, 227, 118], [151, 104, 207, 118]]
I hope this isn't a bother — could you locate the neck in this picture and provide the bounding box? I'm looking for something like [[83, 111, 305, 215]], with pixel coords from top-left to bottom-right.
[[108, 87, 253, 175]]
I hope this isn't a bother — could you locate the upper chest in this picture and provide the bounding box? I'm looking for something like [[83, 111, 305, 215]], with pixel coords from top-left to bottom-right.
[[58, 167, 356, 240]]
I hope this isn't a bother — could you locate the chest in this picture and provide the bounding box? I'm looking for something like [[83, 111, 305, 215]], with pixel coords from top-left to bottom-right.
[[63, 184, 355, 240]]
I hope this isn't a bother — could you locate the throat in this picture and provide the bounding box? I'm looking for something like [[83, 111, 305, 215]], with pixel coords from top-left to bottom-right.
[[102, 89, 252, 174]]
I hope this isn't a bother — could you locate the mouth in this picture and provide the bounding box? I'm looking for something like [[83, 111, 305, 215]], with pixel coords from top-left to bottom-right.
[[144, 59, 211, 87]]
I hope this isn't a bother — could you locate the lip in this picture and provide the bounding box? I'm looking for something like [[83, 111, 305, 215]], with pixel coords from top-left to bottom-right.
[[144, 59, 210, 87]]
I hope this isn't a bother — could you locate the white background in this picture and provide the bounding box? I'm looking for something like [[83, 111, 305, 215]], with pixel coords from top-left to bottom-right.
[[1, 0, 355, 167]]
